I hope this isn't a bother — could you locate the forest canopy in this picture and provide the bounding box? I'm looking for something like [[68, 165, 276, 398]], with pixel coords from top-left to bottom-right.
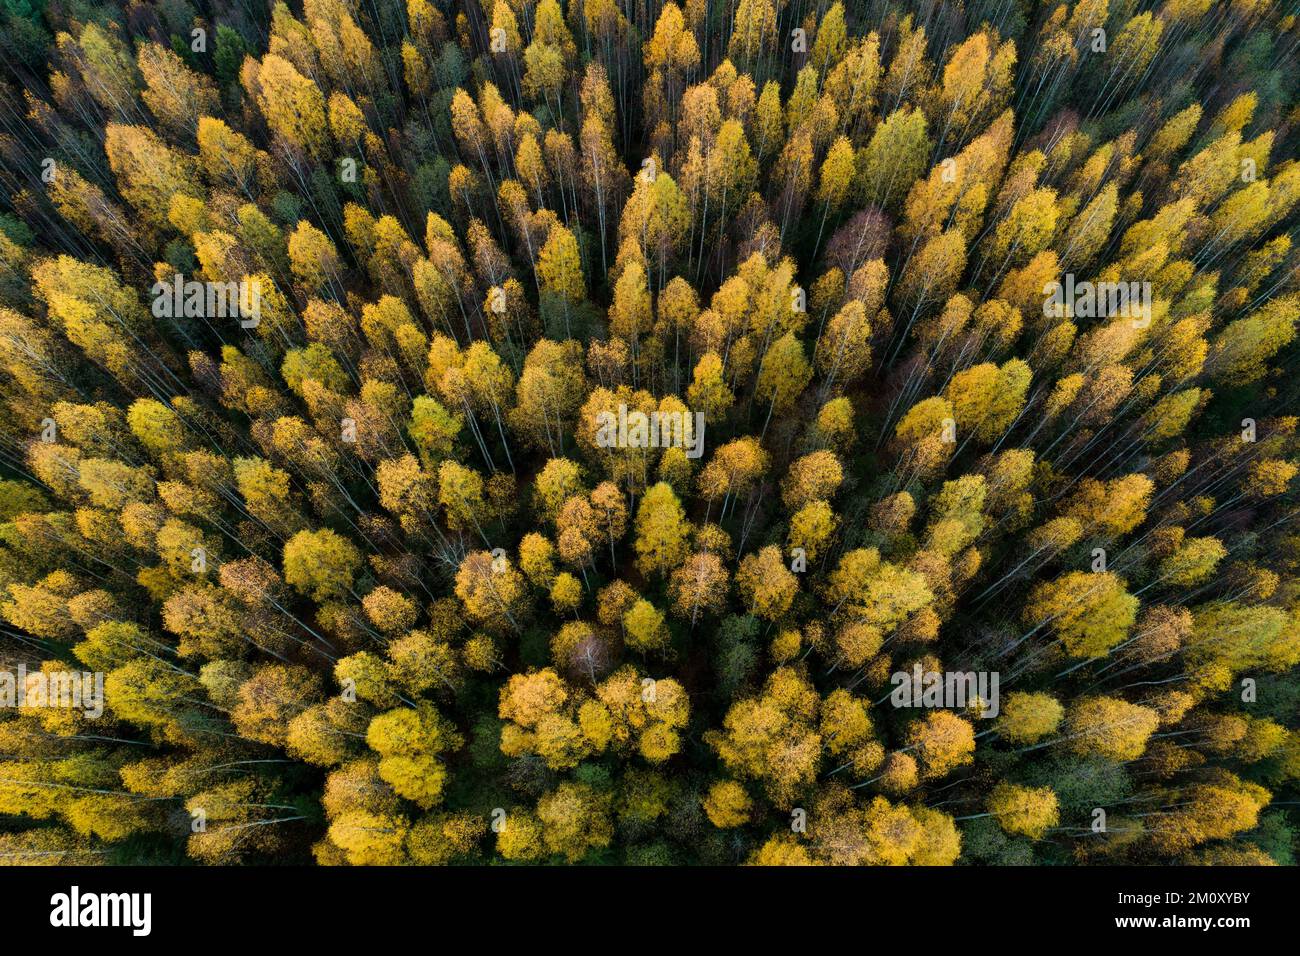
[[0, 0, 1299, 867]]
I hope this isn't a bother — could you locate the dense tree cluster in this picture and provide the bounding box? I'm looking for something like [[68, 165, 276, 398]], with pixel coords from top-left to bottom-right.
[[1, 0, 1299, 866]]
